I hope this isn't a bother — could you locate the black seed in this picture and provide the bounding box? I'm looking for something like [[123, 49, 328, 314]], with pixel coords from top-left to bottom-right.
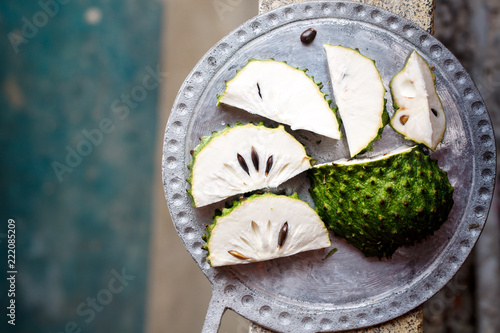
[[366, 194, 370, 199], [300, 27, 317, 44], [431, 108, 438, 117], [371, 180, 375, 185], [380, 200, 385, 205], [237, 153, 250, 175], [251, 146, 259, 172], [256, 82, 262, 99], [265, 155, 274, 176], [387, 186, 393, 192], [190, 149, 194, 155], [278, 222, 288, 247]]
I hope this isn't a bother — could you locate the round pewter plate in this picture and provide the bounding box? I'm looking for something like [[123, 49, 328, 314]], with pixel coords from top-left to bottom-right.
[[162, 2, 496, 332]]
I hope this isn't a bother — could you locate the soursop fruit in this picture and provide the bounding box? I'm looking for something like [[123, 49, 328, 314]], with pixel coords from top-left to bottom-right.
[[188, 123, 311, 207], [390, 50, 446, 150], [324, 45, 388, 157], [217, 59, 342, 140], [308, 146, 454, 258], [202, 192, 331, 267]]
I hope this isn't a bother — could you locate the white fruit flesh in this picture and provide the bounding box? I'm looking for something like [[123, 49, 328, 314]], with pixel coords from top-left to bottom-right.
[[207, 194, 331, 267], [324, 45, 387, 157], [390, 51, 446, 150], [217, 60, 341, 140], [190, 124, 311, 207]]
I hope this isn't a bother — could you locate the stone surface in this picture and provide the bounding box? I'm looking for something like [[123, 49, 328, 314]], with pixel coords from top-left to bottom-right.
[[250, 307, 423, 333], [259, 0, 434, 32]]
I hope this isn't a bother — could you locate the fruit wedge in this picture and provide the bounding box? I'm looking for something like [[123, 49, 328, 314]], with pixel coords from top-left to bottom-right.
[[188, 123, 311, 207], [217, 59, 342, 140], [390, 50, 446, 150], [324, 45, 388, 157], [202, 192, 331, 267]]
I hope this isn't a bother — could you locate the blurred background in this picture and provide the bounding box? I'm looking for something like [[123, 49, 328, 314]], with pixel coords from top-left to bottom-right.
[[0, 0, 498, 333]]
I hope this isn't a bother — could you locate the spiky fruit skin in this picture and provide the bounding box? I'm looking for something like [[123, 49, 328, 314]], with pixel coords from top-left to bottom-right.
[[308, 147, 454, 258]]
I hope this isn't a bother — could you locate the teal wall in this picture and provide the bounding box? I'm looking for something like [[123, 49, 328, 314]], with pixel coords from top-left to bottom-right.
[[0, 0, 162, 331]]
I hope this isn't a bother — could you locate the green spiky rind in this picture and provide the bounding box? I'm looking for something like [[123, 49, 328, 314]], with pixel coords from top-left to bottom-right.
[[201, 192, 303, 266], [216, 58, 341, 138], [308, 146, 454, 258], [389, 51, 446, 150], [187, 123, 312, 206]]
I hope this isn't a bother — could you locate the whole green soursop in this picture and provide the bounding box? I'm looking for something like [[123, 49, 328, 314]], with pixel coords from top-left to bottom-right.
[[308, 146, 454, 258]]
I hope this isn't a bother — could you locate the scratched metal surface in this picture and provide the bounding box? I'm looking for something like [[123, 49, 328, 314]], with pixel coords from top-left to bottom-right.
[[162, 2, 496, 332]]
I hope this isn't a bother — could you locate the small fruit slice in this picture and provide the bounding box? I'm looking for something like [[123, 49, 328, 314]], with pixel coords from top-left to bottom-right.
[[188, 123, 311, 207], [324, 45, 388, 157], [217, 59, 341, 140], [308, 146, 454, 258], [202, 193, 331, 267], [390, 50, 446, 150]]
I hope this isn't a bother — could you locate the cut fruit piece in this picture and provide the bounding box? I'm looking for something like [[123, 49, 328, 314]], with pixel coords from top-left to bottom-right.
[[308, 146, 454, 258], [217, 59, 342, 140], [390, 50, 446, 150], [324, 45, 388, 157], [188, 123, 311, 207], [202, 193, 331, 267]]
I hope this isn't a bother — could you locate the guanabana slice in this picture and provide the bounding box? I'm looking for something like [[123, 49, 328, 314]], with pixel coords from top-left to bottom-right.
[[390, 50, 446, 150], [202, 192, 331, 267], [308, 146, 454, 258], [188, 123, 311, 207], [324, 45, 388, 157], [217, 59, 342, 140]]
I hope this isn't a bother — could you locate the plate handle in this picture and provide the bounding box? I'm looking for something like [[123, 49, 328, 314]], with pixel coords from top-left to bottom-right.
[[202, 288, 227, 333]]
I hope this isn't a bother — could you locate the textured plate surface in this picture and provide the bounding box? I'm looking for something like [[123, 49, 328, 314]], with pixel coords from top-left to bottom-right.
[[162, 2, 496, 332]]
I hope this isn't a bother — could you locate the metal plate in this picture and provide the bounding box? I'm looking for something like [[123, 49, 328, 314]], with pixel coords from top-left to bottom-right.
[[162, 2, 496, 332]]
